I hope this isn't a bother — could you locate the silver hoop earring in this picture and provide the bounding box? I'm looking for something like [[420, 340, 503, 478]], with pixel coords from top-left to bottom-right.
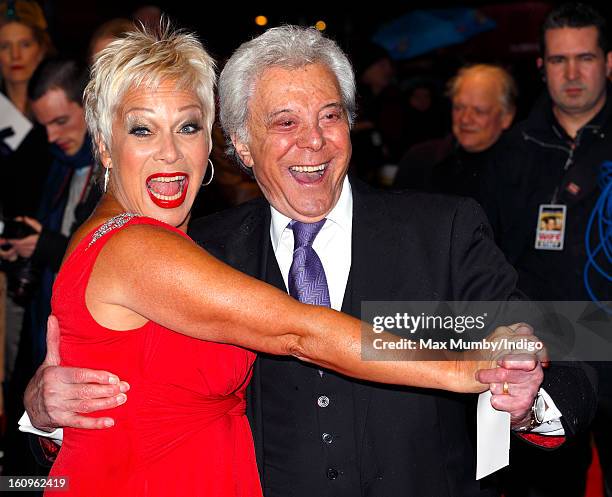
[[202, 158, 215, 186], [103, 166, 111, 193]]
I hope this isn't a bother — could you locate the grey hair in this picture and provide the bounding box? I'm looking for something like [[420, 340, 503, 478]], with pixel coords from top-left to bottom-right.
[[219, 25, 356, 165], [447, 63, 518, 114], [84, 21, 216, 167]]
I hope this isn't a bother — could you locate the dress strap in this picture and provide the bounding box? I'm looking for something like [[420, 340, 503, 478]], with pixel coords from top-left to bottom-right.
[[87, 212, 140, 249]]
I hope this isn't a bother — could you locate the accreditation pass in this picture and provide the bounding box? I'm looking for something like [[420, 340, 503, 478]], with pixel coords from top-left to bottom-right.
[[535, 204, 566, 250]]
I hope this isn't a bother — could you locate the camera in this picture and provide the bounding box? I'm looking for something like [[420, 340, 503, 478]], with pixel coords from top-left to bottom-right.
[[0, 210, 41, 305], [0, 218, 37, 240], [5, 257, 41, 306]]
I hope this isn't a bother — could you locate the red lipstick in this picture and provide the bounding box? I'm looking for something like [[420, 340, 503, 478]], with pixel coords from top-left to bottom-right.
[[146, 172, 189, 209]]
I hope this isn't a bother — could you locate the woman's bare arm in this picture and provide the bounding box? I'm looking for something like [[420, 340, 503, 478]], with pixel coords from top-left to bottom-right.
[[85, 222, 519, 394]]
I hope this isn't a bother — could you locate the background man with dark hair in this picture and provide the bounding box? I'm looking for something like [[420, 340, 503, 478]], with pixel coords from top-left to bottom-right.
[[0, 58, 101, 476], [0, 58, 100, 364], [482, 3, 612, 496]]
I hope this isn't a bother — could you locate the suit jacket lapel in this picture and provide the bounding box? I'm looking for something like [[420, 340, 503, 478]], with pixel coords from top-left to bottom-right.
[[347, 179, 402, 313], [220, 206, 271, 280], [346, 179, 404, 455]]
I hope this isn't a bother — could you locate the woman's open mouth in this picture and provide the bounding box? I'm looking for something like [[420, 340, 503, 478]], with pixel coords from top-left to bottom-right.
[[146, 172, 189, 209]]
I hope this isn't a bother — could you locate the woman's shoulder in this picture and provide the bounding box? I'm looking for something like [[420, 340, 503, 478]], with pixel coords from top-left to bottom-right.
[[67, 213, 189, 262]]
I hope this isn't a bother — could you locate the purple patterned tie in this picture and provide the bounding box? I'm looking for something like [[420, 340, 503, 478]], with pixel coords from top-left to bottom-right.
[[288, 219, 331, 307]]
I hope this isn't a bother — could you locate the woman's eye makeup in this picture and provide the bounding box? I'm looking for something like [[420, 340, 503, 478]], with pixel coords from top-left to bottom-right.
[[128, 124, 152, 136], [179, 121, 203, 133], [125, 114, 203, 136], [126, 115, 152, 136]]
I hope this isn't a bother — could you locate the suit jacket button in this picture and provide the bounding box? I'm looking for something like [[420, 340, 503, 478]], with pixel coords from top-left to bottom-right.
[[317, 395, 330, 407], [326, 468, 339, 480], [322, 432, 333, 444]]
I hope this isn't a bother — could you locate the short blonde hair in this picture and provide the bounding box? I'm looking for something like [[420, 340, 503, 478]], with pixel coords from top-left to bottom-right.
[[84, 22, 216, 163]]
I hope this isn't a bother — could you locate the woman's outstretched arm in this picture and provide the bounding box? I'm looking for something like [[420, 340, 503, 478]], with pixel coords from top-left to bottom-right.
[[22, 212, 543, 432], [87, 222, 536, 394]]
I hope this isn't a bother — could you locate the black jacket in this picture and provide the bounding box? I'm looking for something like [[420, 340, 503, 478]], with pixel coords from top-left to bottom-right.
[[394, 133, 498, 204], [481, 86, 612, 302], [189, 179, 596, 497]]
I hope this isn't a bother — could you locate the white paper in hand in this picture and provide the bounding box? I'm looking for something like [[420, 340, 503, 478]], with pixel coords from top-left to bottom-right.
[[476, 390, 510, 480], [0, 92, 32, 151]]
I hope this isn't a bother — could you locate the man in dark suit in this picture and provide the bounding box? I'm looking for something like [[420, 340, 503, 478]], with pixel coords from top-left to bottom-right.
[[22, 25, 595, 497], [199, 26, 594, 497]]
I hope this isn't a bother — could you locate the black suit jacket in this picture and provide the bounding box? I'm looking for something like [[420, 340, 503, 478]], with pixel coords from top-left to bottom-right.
[[189, 179, 596, 497]]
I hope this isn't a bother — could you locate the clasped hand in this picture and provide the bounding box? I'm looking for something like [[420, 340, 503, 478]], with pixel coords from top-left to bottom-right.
[[476, 323, 547, 428]]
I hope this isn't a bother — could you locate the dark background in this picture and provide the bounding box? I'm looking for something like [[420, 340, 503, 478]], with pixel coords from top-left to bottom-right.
[[41, 1, 612, 59], [37, 0, 612, 121]]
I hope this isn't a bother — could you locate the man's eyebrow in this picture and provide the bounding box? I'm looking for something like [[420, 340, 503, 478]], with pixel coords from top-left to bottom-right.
[[320, 102, 344, 112], [43, 115, 68, 126], [264, 102, 344, 122], [267, 108, 293, 119], [547, 50, 598, 58]]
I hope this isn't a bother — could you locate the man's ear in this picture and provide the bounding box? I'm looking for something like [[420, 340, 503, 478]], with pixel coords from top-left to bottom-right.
[[606, 51, 612, 78], [501, 108, 515, 130], [536, 57, 546, 81], [232, 135, 254, 168]]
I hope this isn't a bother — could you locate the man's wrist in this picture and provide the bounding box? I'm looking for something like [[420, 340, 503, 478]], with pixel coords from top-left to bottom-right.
[[512, 393, 546, 432], [512, 412, 537, 432]]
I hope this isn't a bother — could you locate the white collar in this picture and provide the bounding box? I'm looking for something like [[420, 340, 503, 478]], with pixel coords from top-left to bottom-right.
[[269, 176, 353, 251]]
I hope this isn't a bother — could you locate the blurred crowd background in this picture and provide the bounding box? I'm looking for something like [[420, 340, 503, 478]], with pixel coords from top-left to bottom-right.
[[29, 1, 612, 201]]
